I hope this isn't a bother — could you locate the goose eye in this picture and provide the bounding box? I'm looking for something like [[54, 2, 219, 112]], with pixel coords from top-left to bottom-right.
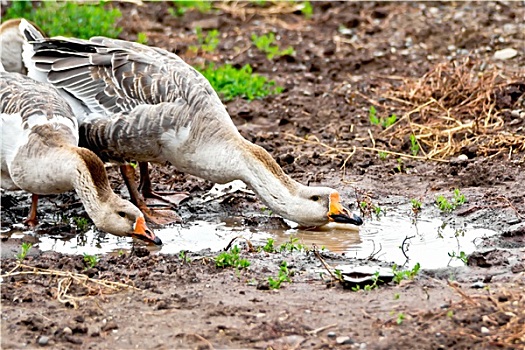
[[117, 211, 126, 218], [310, 195, 320, 201]]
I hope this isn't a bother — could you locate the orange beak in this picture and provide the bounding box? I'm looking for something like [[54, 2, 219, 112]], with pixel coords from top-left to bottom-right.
[[328, 193, 363, 226], [132, 217, 162, 245]]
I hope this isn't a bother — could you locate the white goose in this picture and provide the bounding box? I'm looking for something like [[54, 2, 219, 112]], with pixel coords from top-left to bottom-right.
[[20, 19, 363, 228], [0, 62, 161, 245]]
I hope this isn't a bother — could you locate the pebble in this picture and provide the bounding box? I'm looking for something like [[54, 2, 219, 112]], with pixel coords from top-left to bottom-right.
[[62, 327, 72, 336], [457, 154, 469, 161], [102, 321, 119, 332], [327, 331, 337, 338], [336, 336, 354, 345], [471, 281, 485, 289], [481, 326, 490, 334], [494, 48, 518, 60], [38, 336, 49, 346]]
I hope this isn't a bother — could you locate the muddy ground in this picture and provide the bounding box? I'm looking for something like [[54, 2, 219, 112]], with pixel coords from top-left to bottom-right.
[[1, 1, 524, 349]]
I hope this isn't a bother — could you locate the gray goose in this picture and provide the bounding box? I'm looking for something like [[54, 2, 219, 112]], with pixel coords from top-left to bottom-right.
[[20, 19, 363, 228], [0, 61, 161, 245]]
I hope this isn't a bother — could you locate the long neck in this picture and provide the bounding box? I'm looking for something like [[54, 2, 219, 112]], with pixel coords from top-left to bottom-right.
[[71, 147, 113, 219]]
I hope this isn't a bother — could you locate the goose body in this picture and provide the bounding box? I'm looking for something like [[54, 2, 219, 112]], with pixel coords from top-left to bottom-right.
[[0, 65, 160, 244], [20, 19, 363, 228]]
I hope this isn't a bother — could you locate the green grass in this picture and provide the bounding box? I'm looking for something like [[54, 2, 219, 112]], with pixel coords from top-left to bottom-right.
[[198, 63, 283, 101], [436, 189, 466, 212], [215, 245, 250, 269], [448, 250, 468, 264], [300, 1, 313, 18], [268, 261, 292, 289], [392, 263, 420, 284], [410, 198, 422, 211], [83, 253, 99, 268], [279, 236, 305, 252], [410, 134, 420, 156], [3, 0, 122, 39], [351, 271, 381, 292], [168, 0, 212, 16], [189, 27, 220, 53], [251, 32, 295, 60], [136, 32, 148, 45], [73, 216, 90, 232], [15, 242, 33, 261], [261, 238, 276, 253], [369, 106, 397, 128]]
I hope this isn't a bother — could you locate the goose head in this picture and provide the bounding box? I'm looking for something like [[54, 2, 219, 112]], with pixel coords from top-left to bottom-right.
[[90, 195, 162, 245], [278, 187, 363, 228]]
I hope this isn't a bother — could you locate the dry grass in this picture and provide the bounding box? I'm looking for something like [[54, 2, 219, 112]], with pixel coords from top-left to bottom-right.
[[382, 58, 525, 160]]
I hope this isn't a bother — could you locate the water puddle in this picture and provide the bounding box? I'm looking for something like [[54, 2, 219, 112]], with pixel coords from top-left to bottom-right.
[[5, 204, 498, 269]]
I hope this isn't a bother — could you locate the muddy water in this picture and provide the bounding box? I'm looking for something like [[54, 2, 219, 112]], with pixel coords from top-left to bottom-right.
[[5, 204, 497, 269]]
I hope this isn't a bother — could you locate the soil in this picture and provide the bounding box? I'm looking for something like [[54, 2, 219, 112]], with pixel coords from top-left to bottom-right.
[[1, 2, 524, 349]]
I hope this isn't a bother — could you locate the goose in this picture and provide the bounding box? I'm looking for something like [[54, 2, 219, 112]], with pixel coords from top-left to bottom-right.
[[0, 19, 44, 74], [0, 63, 162, 245], [20, 19, 363, 228]]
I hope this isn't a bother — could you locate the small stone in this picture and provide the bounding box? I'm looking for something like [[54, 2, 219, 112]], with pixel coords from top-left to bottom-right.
[[62, 327, 72, 336], [327, 331, 337, 338], [494, 48, 518, 60], [336, 336, 354, 345], [481, 326, 490, 334], [38, 336, 49, 346], [73, 315, 85, 323], [471, 281, 485, 289], [511, 109, 521, 118], [457, 154, 469, 161], [101, 321, 118, 332]]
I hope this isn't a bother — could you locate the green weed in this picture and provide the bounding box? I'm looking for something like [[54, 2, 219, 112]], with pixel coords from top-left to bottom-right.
[[396, 312, 405, 325], [279, 236, 305, 252], [351, 271, 381, 292], [136, 32, 148, 45], [4, 0, 122, 39], [300, 1, 313, 18], [436, 189, 466, 212], [268, 261, 292, 289], [410, 134, 420, 156], [392, 263, 420, 284], [168, 0, 212, 16], [369, 106, 397, 128], [215, 245, 250, 269], [73, 216, 89, 232], [199, 63, 283, 101], [190, 27, 220, 53], [83, 253, 98, 268], [395, 158, 405, 173], [448, 250, 468, 265], [179, 250, 191, 263], [378, 151, 389, 160], [410, 199, 422, 213], [251, 32, 295, 60], [261, 238, 276, 253], [15, 242, 33, 261]]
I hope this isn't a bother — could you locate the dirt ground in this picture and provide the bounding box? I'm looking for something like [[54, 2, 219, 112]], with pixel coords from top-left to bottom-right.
[[1, 1, 524, 349]]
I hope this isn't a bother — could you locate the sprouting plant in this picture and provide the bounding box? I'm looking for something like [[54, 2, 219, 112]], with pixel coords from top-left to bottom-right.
[[410, 134, 419, 156], [279, 236, 305, 252], [447, 310, 454, 318], [436, 189, 466, 212], [15, 242, 33, 261], [359, 200, 384, 220], [261, 238, 276, 253], [83, 253, 99, 268], [378, 151, 388, 160], [118, 249, 125, 256], [198, 63, 283, 101], [300, 1, 313, 18], [179, 250, 191, 263], [189, 27, 220, 53], [4, 0, 122, 39], [168, 0, 212, 16], [410, 199, 422, 215], [73, 216, 89, 232], [369, 106, 397, 128], [268, 261, 292, 289], [394, 293, 400, 300], [448, 251, 468, 265], [136, 32, 148, 45], [395, 158, 404, 173], [215, 245, 250, 269], [261, 207, 274, 216], [251, 32, 295, 60], [396, 312, 405, 325], [392, 263, 420, 284]]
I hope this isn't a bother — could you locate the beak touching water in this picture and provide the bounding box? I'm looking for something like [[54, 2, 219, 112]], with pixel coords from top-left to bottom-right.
[[328, 193, 363, 226], [132, 217, 162, 245]]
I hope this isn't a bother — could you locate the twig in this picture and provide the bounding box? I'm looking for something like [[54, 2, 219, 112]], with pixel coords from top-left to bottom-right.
[[306, 323, 338, 336]]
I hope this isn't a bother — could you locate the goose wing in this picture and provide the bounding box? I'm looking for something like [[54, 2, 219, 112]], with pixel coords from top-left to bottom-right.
[[25, 33, 221, 121]]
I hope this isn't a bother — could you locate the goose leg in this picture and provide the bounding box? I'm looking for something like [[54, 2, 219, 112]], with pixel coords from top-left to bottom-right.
[[138, 162, 190, 207], [119, 164, 182, 225], [24, 193, 39, 227]]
